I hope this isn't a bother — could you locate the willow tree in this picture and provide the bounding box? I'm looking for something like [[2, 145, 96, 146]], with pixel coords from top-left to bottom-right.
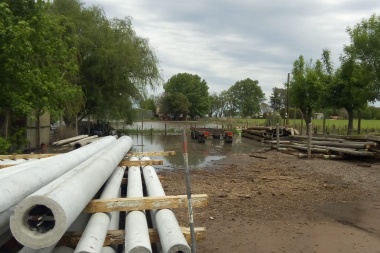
[[52, 0, 162, 124]]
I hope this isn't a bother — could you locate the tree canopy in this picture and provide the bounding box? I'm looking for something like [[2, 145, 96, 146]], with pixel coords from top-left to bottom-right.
[[228, 78, 265, 118], [164, 73, 210, 118], [0, 0, 82, 138], [51, 0, 162, 123]]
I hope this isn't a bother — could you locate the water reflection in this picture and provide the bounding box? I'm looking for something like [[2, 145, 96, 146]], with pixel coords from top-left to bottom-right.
[[129, 134, 267, 170]]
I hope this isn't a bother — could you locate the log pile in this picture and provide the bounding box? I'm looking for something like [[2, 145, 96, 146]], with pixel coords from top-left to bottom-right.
[[242, 126, 298, 142], [273, 135, 379, 159]]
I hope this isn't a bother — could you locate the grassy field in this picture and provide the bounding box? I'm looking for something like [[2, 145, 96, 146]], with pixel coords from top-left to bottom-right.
[[203, 118, 380, 135]]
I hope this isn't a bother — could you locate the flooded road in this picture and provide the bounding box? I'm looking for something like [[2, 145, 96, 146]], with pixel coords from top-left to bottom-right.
[[129, 134, 268, 170]]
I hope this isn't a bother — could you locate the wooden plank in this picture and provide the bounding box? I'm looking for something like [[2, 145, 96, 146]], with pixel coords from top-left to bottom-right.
[[127, 151, 176, 157], [0, 154, 59, 160], [83, 194, 208, 213], [57, 227, 206, 247], [119, 160, 163, 166]]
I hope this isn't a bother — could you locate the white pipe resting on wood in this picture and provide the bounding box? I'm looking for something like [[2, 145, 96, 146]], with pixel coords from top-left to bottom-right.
[[52, 135, 89, 146], [75, 166, 125, 253], [125, 156, 152, 253], [0, 136, 116, 214], [141, 157, 191, 253], [69, 135, 98, 146], [0, 146, 109, 235], [10, 136, 132, 249]]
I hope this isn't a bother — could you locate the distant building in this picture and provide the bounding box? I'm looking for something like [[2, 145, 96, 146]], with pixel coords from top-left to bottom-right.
[[314, 113, 324, 120]]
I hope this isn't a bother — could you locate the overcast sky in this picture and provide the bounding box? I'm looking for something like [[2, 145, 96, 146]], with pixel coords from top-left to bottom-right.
[[83, 0, 380, 101]]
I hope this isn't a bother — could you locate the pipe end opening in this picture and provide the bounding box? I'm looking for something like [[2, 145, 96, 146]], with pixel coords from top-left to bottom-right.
[[27, 204, 55, 233]]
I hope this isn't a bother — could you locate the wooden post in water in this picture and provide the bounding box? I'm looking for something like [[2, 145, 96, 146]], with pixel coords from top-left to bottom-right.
[[165, 124, 167, 136]]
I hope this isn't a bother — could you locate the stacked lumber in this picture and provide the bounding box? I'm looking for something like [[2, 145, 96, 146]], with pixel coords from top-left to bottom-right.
[[275, 135, 379, 159], [242, 126, 298, 142]]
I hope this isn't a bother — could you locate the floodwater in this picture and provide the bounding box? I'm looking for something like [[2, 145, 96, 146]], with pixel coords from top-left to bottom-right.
[[129, 133, 268, 170]]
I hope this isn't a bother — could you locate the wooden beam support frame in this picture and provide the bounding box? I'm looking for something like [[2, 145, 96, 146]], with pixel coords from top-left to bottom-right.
[[0, 154, 59, 160], [83, 194, 208, 213], [127, 151, 176, 157], [119, 160, 163, 166], [58, 227, 206, 247]]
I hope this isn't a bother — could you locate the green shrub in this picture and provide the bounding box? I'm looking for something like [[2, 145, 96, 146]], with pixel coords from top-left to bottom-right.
[[0, 137, 11, 154]]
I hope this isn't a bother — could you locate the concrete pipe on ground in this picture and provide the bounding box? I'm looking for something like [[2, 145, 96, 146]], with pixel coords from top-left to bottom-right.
[[75, 166, 125, 253], [124, 156, 152, 253], [52, 247, 75, 253], [141, 157, 191, 253], [101, 247, 116, 253], [0, 136, 117, 215], [10, 136, 132, 249]]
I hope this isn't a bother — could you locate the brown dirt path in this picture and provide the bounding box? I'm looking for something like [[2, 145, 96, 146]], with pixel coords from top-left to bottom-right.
[[160, 151, 380, 253]]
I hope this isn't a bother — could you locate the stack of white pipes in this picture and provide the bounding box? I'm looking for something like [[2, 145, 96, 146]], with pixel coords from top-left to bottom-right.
[[2, 137, 192, 253], [0, 136, 118, 239]]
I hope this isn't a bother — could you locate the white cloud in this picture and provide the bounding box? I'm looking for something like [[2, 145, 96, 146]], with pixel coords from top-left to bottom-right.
[[83, 0, 380, 101]]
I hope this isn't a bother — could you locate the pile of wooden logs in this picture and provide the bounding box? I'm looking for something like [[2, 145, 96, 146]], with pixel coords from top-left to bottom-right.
[[274, 134, 380, 159], [242, 126, 298, 142]]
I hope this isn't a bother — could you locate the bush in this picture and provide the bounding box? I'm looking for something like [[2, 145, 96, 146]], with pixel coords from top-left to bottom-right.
[[0, 137, 11, 155]]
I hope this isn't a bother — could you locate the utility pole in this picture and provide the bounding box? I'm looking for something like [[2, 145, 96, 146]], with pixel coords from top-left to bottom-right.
[[286, 73, 290, 125]]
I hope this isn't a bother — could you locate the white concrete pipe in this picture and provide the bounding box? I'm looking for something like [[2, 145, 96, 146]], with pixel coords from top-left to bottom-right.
[[10, 136, 132, 249], [75, 166, 125, 253], [0, 147, 109, 237], [0, 136, 117, 214], [124, 156, 152, 253], [0, 229, 12, 247], [19, 245, 56, 253], [141, 157, 191, 253], [52, 247, 75, 253], [101, 247, 116, 253]]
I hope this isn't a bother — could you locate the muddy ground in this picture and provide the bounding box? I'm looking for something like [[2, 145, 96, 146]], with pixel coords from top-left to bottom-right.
[[160, 150, 380, 253]]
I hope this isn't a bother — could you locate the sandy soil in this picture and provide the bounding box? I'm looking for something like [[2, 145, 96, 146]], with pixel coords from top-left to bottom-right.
[[160, 150, 380, 253]]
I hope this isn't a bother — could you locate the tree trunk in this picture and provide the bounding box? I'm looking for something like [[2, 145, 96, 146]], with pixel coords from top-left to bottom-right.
[[37, 110, 41, 148], [357, 109, 362, 134], [347, 109, 354, 135], [4, 109, 10, 139], [302, 108, 312, 135]]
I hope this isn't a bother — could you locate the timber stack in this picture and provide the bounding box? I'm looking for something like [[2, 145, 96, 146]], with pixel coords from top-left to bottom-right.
[[242, 126, 298, 142], [0, 136, 207, 253], [273, 134, 380, 159]]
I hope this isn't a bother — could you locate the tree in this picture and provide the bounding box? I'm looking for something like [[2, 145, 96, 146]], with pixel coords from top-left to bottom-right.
[[325, 57, 375, 134], [0, 0, 83, 141], [51, 0, 162, 123], [164, 73, 210, 119], [140, 96, 157, 115], [345, 14, 380, 96], [227, 78, 265, 117], [289, 54, 327, 132], [159, 92, 190, 120], [269, 87, 286, 112], [208, 92, 220, 117]]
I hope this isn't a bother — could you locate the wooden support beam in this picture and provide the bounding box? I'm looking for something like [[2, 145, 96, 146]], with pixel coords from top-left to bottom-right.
[[83, 194, 208, 213], [127, 151, 176, 157], [0, 154, 59, 160], [119, 160, 163, 166], [57, 227, 206, 247]]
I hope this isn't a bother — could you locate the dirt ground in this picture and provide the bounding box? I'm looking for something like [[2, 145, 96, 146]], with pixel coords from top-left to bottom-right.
[[160, 150, 380, 253]]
